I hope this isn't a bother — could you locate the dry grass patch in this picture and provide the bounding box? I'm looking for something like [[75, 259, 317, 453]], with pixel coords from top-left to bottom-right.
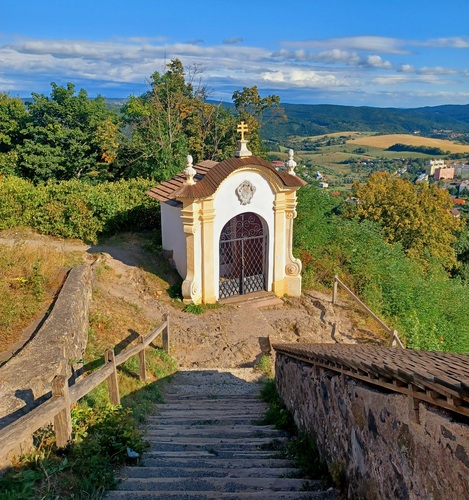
[[86, 263, 162, 362], [0, 244, 83, 352], [347, 134, 469, 153]]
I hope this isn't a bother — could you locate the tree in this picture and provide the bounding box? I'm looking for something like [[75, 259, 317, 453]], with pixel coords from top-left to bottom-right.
[[118, 60, 196, 180], [119, 62, 284, 180], [17, 83, 120, 182], [232, 85, 285, 156], [0, 93, 28, 175], [346, 172, 465, 270], [119, 60, 238, 181]]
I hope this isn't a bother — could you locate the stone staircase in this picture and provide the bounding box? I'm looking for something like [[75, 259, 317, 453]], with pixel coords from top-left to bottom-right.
[[106, 369, 335, 499]]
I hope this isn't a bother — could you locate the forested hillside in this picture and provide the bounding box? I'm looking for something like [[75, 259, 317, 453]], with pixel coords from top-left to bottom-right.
[[261, 103, 469, 139]]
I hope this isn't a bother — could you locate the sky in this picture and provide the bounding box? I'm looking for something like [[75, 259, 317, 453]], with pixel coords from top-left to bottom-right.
[[1, 0, 469, 108]]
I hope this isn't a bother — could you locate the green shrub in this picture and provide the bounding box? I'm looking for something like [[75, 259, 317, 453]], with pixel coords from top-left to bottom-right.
[[0, 176, 159, 242], [294, 185, 469, 354]]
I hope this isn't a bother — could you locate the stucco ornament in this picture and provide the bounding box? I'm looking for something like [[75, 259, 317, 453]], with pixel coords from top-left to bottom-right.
[[285, 262, 301, 276], [236, 180, 256, 205]]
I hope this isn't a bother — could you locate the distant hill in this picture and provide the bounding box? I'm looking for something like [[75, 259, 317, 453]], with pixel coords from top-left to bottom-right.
[[261, 103, 469, 140], [22, 97, 469, 140]]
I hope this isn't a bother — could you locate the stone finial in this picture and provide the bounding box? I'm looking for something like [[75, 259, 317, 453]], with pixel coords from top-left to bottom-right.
[[285, 149, 297, 176], [235, 121, 252, 158], [184, 155, 196, 185]]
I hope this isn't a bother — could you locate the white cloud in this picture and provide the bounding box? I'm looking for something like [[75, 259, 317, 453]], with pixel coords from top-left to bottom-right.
[[365, 55, 392, 69], [282, 36, 408, 54], [418, 66, 459, 75], [261, 69, 351, 88], [372, 74, 453, 86], [397, 64, 414, 73], [420, 37, 469, 48]]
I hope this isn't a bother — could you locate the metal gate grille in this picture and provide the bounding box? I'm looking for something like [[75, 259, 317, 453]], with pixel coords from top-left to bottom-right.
[[219, 213, 266, 299]]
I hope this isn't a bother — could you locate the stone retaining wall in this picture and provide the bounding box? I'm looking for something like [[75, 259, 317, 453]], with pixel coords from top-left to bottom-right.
[[0, 265, 92, 466], [275, 352, 469, 500]]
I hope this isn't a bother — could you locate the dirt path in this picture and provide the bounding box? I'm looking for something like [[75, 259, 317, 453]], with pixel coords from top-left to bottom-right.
[[0, 231, 385, 368]]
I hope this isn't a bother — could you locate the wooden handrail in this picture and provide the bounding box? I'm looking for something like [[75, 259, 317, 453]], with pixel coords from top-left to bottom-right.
[[332, 275, 405, 348], [0, 314, 170, 461]]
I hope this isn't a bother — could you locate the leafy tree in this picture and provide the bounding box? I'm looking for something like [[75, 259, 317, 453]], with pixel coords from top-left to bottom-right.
[[17, 83, 120, 183], [0, 93, 28, 175], [346, 172, 465, 270], [232, 85, 285, 156], [119, 60, 199, 180], [118, 61, 278, 181]]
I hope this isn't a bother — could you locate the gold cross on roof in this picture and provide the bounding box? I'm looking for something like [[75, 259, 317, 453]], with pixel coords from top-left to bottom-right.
[[237, 121, 249, 141]]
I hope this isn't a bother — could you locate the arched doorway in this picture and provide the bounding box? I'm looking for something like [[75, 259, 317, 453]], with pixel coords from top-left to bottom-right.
[[219, 212, 267, 299]]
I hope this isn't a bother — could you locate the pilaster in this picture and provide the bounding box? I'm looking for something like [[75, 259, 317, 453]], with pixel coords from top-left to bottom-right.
[[180, 200, 202, 304], [200, 198, 217, 304], [272, 194, 287, 297], [284, 191, 302, 296]]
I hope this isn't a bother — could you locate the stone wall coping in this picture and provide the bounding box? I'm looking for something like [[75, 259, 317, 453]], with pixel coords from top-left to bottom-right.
[[273, 343, 469, 419]]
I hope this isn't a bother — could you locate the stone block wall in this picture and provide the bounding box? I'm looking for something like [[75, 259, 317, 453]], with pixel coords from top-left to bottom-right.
[[0, 265, 92, 467], [275, 352, 469, 500]]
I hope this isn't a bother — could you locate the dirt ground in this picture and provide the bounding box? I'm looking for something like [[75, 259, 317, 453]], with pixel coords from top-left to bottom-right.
[[0, 231, 387, 368]]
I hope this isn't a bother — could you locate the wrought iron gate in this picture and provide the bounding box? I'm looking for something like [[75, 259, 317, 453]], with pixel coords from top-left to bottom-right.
[[219, 213, 267, 299]]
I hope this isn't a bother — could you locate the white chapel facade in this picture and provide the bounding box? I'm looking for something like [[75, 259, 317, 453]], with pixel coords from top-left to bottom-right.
[[147, 123, 306, 304]]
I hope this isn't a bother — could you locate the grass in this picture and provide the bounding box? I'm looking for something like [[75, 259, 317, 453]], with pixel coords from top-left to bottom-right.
[[183, 302, 222, 314], [0, 243, 83, 352], [253, 354, 274, 378]]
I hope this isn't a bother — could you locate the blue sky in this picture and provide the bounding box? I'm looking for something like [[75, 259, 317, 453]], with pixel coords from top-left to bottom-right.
[[1, 0, 469, 107]]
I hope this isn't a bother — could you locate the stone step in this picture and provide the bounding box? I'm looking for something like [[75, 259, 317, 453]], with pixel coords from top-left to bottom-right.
[[122, 466, 300, 479], [145, 426, 285, 438], [162, 395, 262, 401], [155, 401, 267, 409], [107, 489, 336, 499], [155, 405, 265, 418], [145, 417, 262, 426], [106, 368, 336, 499], [149, 437, 287, 454], [147, 436, 284, 445], [145, 450, 279, 459], [113, 476, 323, 492], [141, 457, 295, 469]]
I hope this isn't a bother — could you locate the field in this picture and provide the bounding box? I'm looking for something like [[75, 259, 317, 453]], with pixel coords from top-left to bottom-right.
[[347, 134, 469, 153], [267, 131, 469, 190]]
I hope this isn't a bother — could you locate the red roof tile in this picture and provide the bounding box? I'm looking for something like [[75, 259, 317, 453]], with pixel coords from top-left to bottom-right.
[[147, 156, 306, 202]]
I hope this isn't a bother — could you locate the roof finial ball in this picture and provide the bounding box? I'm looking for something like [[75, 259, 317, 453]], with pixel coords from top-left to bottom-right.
[[234, 121, 252, 158], [184, 154, 196, 185], [285, 149, 297, 176]]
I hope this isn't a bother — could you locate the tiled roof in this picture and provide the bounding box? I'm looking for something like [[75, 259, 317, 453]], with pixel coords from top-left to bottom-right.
[[147, 156, 306, 202]]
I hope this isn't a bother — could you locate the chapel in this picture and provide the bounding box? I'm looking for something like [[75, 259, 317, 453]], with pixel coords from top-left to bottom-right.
[[147, 123, 306, 304]]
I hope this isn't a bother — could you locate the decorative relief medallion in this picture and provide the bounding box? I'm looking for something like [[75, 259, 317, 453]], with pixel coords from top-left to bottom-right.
[[236, 180, 256, 205]]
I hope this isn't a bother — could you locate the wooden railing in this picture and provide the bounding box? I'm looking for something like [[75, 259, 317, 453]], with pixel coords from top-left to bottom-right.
[[0, 314, 170, 457], [332, 275, 405, 349]]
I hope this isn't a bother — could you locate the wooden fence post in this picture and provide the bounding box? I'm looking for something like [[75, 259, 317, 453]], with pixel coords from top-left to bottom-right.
[[105, 349, 120, 405], [163, 313, 170, 354], [392, 330, 405, 349], [138, 335, 147, 382], [332, 275, 338, 304], [52, 375, 72, 448]]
